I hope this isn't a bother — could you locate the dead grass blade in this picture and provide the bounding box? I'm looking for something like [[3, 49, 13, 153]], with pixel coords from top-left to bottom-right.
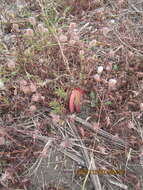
[[25, 139, 53, 177], [68, 119, 102, 190], [108, 179, 128, 190], [69, 115, 126, 147], [59, 149, 85, 166]]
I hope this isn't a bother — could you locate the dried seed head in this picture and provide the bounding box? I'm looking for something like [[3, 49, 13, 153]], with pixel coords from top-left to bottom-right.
[[70, 32, 79, 41], [89, 39, 97, 47], [108, 50, 115, 58], [43, 28, 49, 33], [12, 24, 19, 32], [128, 121, 135, 129], [0, 79, 5, 89], [59, 34, 68, 43], [69, 22, 77, 30], [128, 50, 134, 59], [93, 74, 101, 82], [110, 19, 115, 24], [20, 86, 31, 94], [37, 24, 48, 33], [16, 0, 27, 10], [108, 79, 117, 89], [37, 23, 45, 33], [79, 50, 84, 56], [97, 66, 103, 74], [25, 28, 34, 37], [31, 93, 41, 102], [140, 103, 143, 111], [7, 59, 16, 70], [29, 17, 36, 25], [118, 0, 126, 5], [69, 40, 76, 45], [29, 83, 37, 92], [102, 27, 110, 37], [29, 105, 37, 113], [20, 79, 27, 86], [106, 62, 112, 72]]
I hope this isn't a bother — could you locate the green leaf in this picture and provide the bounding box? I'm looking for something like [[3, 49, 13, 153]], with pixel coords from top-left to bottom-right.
[[105, 101, 112, 105], [55, 88, 67, 100], [90, 91, 99, 107], [113, 64, 119, 71], [49, 100, 63, 114]]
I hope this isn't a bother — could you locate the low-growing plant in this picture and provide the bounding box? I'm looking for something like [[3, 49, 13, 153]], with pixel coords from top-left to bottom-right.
[[49, 99, 64, 114], [90, 91, 99, 107], [54, 87, 68, 100]]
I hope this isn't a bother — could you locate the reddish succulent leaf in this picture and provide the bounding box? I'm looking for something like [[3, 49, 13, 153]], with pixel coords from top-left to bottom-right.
[[69, 91, 75, 113], [69, 88, 84, 113]]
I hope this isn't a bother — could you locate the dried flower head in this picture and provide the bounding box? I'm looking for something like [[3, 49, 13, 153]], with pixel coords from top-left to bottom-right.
[[29, 105, 37, 113], [37, 23, 48, 34], [12, 23, 20, 32], [20, 79, 27, 86], [16, 0, 27, 10], [31, 93, 41, 102], [106, 62, 112, 72], [0, 79, 5, 89], [7, 59, 16, 70], [97, 66, 103, 74], [37, 23, 45, 33], [25, 28, 34, 38], [140, 103, 143, 111], [128, 50, 134, 59], [79, 50, 84, 56], [31, 93, 45, 102], [69, 22, 77, 30], [70, 32, 79, 41], [29, 17, 36, 25], [89, 39, 97, 47], [108, 50, 115, 58], [108, 78, 117, 89], [93, 74, 101, 82], [59, 34, 68, 43], [20, 86, 31, 94], [102, 27, 110, 37], [69, 40, 76, 45], [29, 83, 37, 92], [43, 28, 49, 33]]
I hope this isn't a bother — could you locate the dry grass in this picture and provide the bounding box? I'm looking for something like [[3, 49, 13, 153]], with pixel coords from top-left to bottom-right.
[[0, 0, 143, 189]]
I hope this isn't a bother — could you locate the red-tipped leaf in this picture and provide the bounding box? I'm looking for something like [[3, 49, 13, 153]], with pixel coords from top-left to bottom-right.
[[69, 88, 84, 113]]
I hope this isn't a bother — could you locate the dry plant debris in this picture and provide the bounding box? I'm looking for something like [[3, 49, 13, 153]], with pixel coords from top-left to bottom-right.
[[0, 0, 143, 189]]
